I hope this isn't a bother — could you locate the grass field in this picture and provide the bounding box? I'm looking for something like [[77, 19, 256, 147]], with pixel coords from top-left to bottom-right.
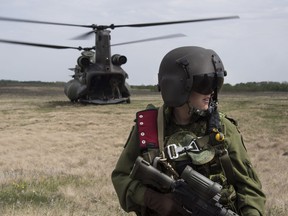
[[0, 84, 287, 215]]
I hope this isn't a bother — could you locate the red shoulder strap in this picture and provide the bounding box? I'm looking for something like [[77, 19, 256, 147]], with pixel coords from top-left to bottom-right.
[[136, 109, 159, 150]]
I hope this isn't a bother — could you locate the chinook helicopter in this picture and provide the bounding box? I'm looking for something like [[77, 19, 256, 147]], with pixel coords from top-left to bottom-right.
[[0, 16, 238, 104]]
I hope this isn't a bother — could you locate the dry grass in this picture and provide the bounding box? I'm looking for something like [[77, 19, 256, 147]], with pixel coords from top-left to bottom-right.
[[0, 85, 287, 215]]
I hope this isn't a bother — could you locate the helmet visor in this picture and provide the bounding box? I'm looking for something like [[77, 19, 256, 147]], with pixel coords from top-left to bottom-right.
[[192, 72, 225, 95]]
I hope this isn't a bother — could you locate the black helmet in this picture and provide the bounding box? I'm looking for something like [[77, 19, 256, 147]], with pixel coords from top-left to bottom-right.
[[158, 46, 227, 107]]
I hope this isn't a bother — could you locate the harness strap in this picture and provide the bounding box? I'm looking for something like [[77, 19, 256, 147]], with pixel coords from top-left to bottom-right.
[[165, 135, 210, 160], [219, 152, 235, 185]]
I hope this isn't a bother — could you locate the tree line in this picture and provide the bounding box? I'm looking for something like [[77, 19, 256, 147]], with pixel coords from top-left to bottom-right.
[[221, 81, 288, 92], [1, 80, 288, 92]]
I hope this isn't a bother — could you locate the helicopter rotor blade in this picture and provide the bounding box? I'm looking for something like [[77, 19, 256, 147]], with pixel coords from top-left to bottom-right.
[[0, 16, 239, 41], [111, 16, 239, 28], [0, 16, 94, 28], [71, 16, 239, 40], [0, 39, 89, 50], [70, 30, 96, 40], [111, 33, 186, 46], [0, 15, 239, 30]]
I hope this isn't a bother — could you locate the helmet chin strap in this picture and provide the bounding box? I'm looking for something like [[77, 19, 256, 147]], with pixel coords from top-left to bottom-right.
[[208, 94, 217, 114], [207, 67, 223, 137]]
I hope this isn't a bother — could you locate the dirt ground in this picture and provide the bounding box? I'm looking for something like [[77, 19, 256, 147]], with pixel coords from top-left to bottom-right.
[[0, 83, 287, 215]]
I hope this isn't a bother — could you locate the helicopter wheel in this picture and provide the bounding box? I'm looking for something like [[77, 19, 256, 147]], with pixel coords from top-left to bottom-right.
[[70, 99, 78, 103], [126, 98, 131, 104]]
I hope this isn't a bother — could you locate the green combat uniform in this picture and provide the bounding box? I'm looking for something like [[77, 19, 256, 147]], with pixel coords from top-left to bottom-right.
[[111, 105, 266, 216]]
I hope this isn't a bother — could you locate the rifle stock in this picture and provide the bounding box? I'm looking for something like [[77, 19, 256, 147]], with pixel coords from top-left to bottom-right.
[[130, 156, 239, 216], [130, 156, 174, 192]]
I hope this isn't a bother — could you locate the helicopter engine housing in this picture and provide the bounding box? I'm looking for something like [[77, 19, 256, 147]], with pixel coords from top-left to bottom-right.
[[111, 54, 127, 66], [64, 79, 87, 102], [77, 56, 91, 68]]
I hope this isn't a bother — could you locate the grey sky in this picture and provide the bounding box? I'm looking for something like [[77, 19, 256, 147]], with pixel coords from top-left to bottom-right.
[[0, 0, 287, 85]]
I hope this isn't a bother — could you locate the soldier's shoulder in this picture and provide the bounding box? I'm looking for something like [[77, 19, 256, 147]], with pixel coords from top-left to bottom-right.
[[219, 112, 238, 126], [134, 104, 159, 123]]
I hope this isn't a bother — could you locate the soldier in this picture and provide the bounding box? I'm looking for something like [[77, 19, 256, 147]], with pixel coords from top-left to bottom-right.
[[111, 46, 266, 216]]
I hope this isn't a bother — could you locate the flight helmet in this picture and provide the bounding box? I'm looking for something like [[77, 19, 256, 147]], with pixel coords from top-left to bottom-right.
[[158, 46, 227, 107]]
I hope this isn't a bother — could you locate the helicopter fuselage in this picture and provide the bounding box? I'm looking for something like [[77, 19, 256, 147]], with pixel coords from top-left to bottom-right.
[[64, 29, 130, 104]]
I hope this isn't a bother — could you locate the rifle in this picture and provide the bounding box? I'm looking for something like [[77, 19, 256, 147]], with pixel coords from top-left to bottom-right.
[[130, 156, 238, 216]]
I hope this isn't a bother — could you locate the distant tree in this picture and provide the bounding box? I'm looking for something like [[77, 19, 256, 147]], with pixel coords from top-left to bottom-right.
[[221, 82, 288, 92]]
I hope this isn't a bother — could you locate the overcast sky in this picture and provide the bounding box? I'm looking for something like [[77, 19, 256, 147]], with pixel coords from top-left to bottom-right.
[[0, 0, 287, 85]]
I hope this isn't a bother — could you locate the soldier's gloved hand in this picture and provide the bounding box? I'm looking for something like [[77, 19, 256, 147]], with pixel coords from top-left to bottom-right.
[[144, 188, 190, 216]]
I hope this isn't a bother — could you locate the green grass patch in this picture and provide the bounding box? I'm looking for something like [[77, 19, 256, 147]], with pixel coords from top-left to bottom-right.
[[0, 175, 92, 207]]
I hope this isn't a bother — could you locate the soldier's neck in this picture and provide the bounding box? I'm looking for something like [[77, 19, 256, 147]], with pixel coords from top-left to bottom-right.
[[173, 105, 192, 125]]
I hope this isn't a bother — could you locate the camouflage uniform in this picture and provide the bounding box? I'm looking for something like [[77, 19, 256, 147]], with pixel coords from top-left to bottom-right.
[[111, 105, 266, 216]]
